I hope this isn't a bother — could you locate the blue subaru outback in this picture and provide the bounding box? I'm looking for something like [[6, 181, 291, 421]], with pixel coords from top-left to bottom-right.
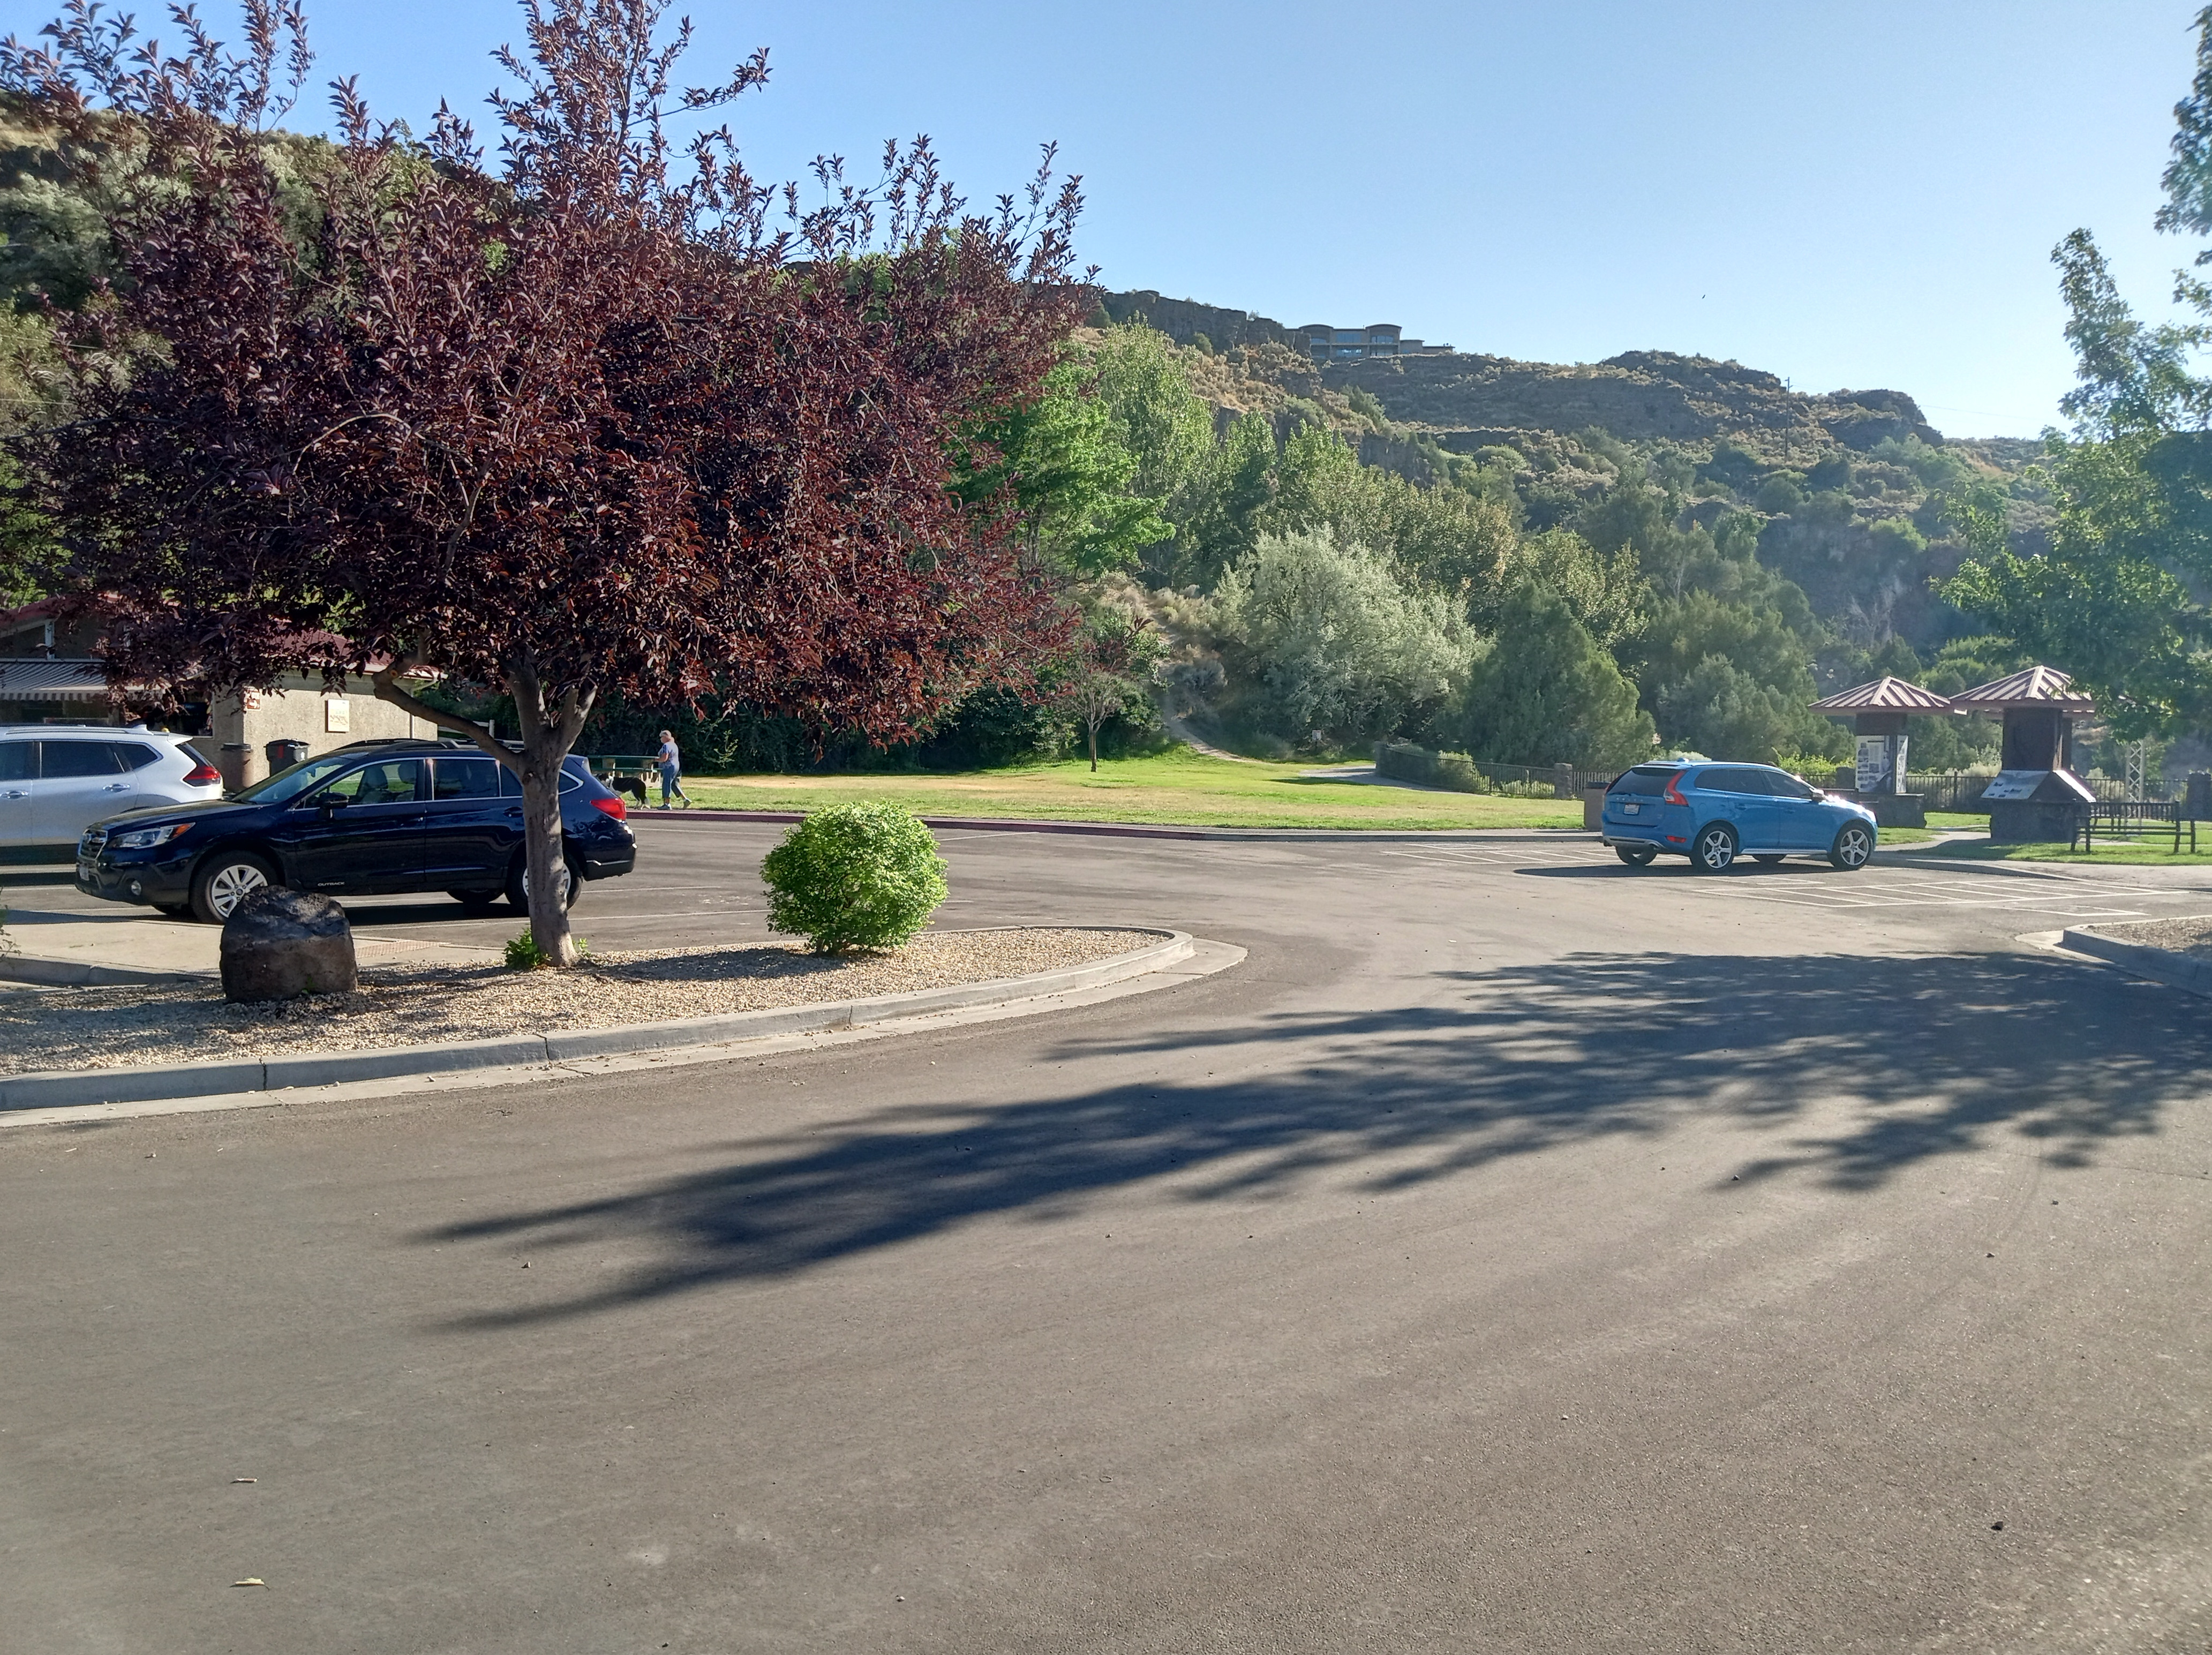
[[1600, 760, 1877, 872]]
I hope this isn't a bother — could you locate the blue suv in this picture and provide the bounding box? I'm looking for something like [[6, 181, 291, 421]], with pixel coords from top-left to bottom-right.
[[75, 739, 637, 922], [1601, 761, 1876, 872]]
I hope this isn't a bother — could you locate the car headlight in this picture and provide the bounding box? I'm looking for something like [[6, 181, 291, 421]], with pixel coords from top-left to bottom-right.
[[110, 823, 192, 850]]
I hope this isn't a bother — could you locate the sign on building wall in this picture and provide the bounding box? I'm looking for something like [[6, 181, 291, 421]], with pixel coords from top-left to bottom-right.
[[325, 696, 350, 733]]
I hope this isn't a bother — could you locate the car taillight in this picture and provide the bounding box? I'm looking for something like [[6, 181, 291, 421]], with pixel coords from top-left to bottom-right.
[[1663, 777, 1689, 807], [183, 763, 222, 786], [590, 795, 627, 821]]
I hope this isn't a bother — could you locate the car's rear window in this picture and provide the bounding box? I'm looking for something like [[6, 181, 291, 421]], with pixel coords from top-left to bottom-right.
[[1609, 766, 1679, 796]]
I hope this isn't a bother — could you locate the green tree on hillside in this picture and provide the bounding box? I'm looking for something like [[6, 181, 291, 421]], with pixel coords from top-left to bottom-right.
[[952, 353, 1168, 578], [1213, 528, 1475, 747], [1654, 657, 1805, 764], [1496, 527, 1647, 650], [1262, 423, 1516, 601], [1169, 409, 1275, 590], [1090, 324, 1215, 575], [1460, 581, 1655, 769]]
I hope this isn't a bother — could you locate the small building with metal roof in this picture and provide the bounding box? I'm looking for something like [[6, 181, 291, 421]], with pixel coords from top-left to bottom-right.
[[1808, 675, 1957, 826]]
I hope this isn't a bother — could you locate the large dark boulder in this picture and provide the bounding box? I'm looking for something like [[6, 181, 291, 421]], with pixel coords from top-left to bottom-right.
[[220, 889, 358, 1003]]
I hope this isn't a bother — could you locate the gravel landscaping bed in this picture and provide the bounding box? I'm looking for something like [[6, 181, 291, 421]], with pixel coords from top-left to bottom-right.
[[0, 927, 1154, 1075], [2076, 915, 2212, 960]]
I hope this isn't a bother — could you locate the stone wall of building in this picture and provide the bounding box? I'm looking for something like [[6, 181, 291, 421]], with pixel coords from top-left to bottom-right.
[[209, 675, 437, 788]]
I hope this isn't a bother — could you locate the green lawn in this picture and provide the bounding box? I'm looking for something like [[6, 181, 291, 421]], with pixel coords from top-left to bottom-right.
[[679, 750, 1584, 831], [1916, 836, 2212, 866]]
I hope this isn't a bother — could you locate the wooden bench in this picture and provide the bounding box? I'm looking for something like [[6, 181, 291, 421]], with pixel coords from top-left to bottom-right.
[[586, 754, 659, 805]]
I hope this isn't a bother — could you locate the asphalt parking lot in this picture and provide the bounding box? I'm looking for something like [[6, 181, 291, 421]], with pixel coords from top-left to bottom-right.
[[5, 822, 2212, 1653]]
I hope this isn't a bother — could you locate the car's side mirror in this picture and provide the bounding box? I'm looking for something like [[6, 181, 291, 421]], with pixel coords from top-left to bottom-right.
[[317, 793, 352, 813]]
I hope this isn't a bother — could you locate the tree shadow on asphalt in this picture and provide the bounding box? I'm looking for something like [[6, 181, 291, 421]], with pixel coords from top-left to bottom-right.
[[417, 949, 2205, 1327]]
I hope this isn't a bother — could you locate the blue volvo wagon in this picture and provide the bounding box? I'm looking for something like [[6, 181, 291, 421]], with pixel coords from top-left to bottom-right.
[[1600, 760, 1877, 872]]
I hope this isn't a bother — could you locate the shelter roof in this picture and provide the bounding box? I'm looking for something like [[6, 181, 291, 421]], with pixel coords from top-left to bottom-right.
[[1809, 676, 1955, 715], [1949, 664, 2094, 714]]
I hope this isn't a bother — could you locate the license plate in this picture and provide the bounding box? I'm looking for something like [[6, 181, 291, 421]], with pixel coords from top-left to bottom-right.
[[1621, 803, 1639, 815], [76, 860, 95, 882]]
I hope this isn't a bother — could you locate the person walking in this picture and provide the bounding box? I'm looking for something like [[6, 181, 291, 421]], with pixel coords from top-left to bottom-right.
[[655, 729, 691, 809]]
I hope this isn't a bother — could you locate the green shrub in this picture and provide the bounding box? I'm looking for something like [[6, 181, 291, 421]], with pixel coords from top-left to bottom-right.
[[1374, 741, 1493, 794], [762, 803, 949, 955], [506, 930, 588, 970]]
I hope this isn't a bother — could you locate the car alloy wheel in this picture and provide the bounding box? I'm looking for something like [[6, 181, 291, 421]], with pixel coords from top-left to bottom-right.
[[508, 855, 581, 912], [1830, 822, 1874, 870], [194, 855, 273, 923], [1693, 824, 1737, 872]]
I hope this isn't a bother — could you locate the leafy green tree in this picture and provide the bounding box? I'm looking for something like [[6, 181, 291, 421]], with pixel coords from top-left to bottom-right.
[[1495, 527, 1647, 651], [1460, 580, 1656, 769], [952, 353, 1168, 578], [1089, 323, 1214, 579], [1634, 589, 1813, 701], [1940, 7, 2212, 736], [1170, 409, 1275, 590], [1213, 527, 1475, 747], [1262, 423, 1516, 602], [0, 453, 56, 605], [1654, 657, 1806, 763], [1754, 473, 1806, 514], [1634, 589, 1839, 759], [1062, 600, 1167, 770], [1944, 415, 2212, 735]]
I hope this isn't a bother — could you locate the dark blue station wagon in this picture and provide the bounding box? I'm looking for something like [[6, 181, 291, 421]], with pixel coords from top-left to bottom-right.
[[75, 738, 636, 922], [1601, 761, 1877, 872]]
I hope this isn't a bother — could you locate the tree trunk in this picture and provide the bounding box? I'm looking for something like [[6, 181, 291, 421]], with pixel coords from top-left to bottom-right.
[[1088, 718, 1101, 772], [371, 647, 594, 967], [504, 653, 590, 967]]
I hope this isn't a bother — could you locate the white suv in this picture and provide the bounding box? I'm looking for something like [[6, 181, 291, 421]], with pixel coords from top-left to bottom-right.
[[0, 725, 225, 855]]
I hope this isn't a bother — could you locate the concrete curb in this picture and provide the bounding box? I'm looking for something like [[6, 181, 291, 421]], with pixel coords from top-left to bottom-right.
[[633, 809, 1591, 843], [2057, 926, 2212, 999], [632, 809, 1941, 847], [0, 928, 1195, 1112], [0, 953, 212, 988]]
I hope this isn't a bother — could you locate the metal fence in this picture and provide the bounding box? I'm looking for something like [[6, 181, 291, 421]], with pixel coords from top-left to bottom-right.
[[1373, 744, 1612, 799], [1902, 771, 2181, 813], [1903, 772, 1996, 813], [1378, 748, 2194, 812]]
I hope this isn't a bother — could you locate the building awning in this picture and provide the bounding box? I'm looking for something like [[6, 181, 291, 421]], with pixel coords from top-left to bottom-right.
[[0, 657, 111, 700], [1809, 675, 1956, 715]]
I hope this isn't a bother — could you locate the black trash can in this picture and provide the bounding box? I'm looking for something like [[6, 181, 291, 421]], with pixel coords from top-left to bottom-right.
[[265, 738, 310, 774]]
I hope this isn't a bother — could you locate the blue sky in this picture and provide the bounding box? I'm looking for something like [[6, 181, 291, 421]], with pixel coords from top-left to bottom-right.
[[19, 0, 2203, 437]]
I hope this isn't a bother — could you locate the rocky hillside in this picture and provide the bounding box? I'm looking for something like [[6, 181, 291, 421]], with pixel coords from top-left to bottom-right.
[[1091, 290, 2052, 659], [1328, 351, 1940, 469], [1098, 290, 1994, 468]]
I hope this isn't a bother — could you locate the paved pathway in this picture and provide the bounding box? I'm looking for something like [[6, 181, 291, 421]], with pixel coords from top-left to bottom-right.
[[5, 824, 2212, 1652]]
